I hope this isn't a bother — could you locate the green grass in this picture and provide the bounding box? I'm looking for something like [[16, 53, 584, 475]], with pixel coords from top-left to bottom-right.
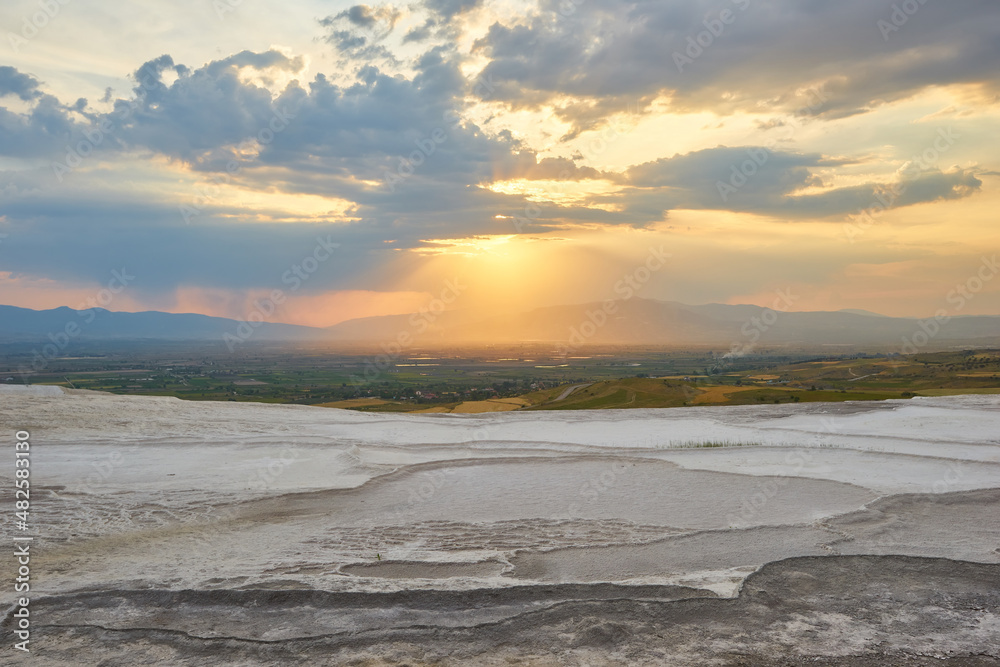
[[526, 378, 697, 411], [8, 345, 999, 413], [717, 388, 902, 405]]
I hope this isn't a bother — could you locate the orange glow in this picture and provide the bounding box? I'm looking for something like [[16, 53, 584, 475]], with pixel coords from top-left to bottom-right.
[[169, 287, 434, 327]]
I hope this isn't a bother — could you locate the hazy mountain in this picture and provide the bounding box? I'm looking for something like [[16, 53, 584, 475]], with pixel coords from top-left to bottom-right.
[[0, 305, 323, 342], [2, 301, 998, 349], [325, 298, 1000, 348], [837, 309, 890, 318]]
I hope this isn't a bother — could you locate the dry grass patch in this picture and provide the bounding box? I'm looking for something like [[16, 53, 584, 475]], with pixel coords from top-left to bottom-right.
[[452, 397, 528, 413], [690, 385, 762, 405]]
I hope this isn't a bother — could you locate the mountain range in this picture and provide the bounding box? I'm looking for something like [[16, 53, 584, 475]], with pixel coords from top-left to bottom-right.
[[1, 301, 998, 350]]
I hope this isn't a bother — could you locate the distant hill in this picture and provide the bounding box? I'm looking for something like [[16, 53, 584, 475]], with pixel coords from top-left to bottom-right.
[[0, 305, 323, 342], [2, 300, 998, 349], [324, 298, 1000, 349], [837, 309, 889, 318]]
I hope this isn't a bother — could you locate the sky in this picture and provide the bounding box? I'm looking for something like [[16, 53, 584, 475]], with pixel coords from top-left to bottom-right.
[[0, 0, 998, 327]]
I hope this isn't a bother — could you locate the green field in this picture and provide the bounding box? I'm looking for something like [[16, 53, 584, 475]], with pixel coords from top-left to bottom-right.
[[3, 341, 998, 412]]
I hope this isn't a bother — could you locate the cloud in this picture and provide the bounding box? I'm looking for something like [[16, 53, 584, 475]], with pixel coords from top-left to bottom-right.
[[332, 4, 401, 30], [320, 4, 403, 61], [0, 23, 990, 303], [0, 66, 42, 101], [110, 51, 304, 162], [103, 48, 561, 218], [403, 21, 437, 43], [471, 0, 1000, 134], [402, 0, 483, 44], [0, 191, 390, 294], [0, 66, 81, 159], [782, 168, 983, 217], [494, 155, 607, 182], [601, 146, 982, 220], [0, 50, 611, 292], [425, 0, 482, 19]]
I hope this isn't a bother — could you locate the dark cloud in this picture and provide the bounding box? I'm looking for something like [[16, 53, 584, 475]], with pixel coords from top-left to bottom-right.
[[0, 66, 91, 159], [0, 205, 383, 294], [0, 99, 73, 158], [0, 50, 614, 291], [340, 5, 379, 27], [320, 4, 402, 60], [782, 169, 983, 217], [332, 4, 400, 29], [403, 20, 437, 43], [111, 51, 302, 162], [115, 48, 541, 196], [400, 0, 482, 46], [624, 147, 833, 193], [426, 0, 482, 19], [598, 147, 983, 220], [755, 118, 787, 131], [0, 66, 42, 101], [472, 0, 1000, 133], [492, 155, 607, 182], [1, 14, 990, 299]]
